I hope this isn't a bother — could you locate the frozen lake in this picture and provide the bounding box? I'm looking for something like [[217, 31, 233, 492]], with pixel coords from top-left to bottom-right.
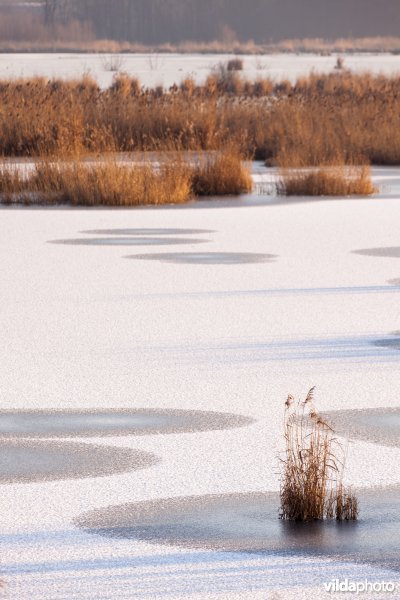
[[76, 487, 400, 571], [0, 408, 252, 437], [0, 440, 158, 483], [1, 154, 400, 595], [1, 52, 400, 87]]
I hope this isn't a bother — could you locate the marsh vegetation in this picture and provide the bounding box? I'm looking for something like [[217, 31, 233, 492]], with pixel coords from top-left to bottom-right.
[[0, 68, 395, 203], [0, 151, 252, 205], [280, 388, 358, 522], [0, 70, 398, 166], [277, 166, 376, 197]]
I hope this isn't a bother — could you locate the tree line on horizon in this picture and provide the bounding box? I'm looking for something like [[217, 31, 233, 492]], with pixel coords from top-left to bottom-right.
[[3, 0, 400, 44]]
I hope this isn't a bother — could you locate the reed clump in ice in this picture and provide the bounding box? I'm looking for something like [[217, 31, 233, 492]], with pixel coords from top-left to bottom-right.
[[0, 160, 191, 206], [192, 151, 252, 196], [280, 387, 358, 522], [277, 165, 376, 197], [0, 149, 252, 206]]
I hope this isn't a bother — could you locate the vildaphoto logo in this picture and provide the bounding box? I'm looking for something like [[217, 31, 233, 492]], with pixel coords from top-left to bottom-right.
[[323, 579, 396, 594]]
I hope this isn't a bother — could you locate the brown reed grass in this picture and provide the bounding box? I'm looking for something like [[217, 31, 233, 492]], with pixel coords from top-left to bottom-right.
[[1, 71, 400, 168], [192, 152, 253, 196], [0, 166, 25, 203], [277, 165, 377, 196], [0, 151, 251, 205], [0, 33, 399, 55], [0, 160, 192, 206], [280, 388, 358, 522]]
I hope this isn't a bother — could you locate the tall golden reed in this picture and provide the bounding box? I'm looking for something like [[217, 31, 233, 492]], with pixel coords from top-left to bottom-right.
[[1, 71, 400, 167], [280, 388, 358, 522]]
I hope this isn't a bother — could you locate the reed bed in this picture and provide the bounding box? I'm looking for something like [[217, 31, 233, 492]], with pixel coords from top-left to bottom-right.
[[0, 160, 191, 206], [33, 161, 192, 206], [280, 388, 358, 522], [1, 71, 400, 168], [277, 165, 376, 196], [0, 34, 399, 55], [0, 151, 252, 206], [192, 152, 252, 196]]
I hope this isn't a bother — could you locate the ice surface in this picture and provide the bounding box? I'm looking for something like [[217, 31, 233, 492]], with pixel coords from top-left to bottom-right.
[[0, 409, 252, 437], [76, 488, 400, 571], [127, 252, 276, 265], [0, 440, 158, 483], [1, 154, 400, 597], [1, 52, 400, 88], [322, 407, 400, 448]]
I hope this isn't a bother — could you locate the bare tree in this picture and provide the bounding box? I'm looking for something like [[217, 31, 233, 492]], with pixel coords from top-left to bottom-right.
[[42, 0, 70, 27], [43, 0, 57, 26], [39, 0, 400, 45]]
